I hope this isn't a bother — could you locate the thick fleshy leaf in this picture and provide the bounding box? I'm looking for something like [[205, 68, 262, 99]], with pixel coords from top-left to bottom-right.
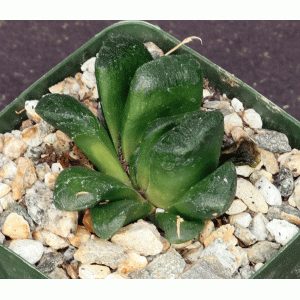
[[131, 112, 199, 191], [149, 212, 205, 244], [35, 94, 131, 186], [95, 36, 153, 151], [168, 161, 237, 221], [145, 110, 224, 209], [90, 199, 154, 240], [53, 166, 140, 211], [121, 54, 203, 161]]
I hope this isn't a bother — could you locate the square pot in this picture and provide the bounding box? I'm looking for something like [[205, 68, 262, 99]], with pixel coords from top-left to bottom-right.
[[1, 20, 300, 279]]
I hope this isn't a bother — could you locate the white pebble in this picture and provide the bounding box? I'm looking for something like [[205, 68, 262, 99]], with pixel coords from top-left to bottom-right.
[[266, 219, 299, 245], [51, 162, 64, 173], [231, 98, 244, 113], [81, 57, 96, 74], [229, 212, 252, 228], [81, 71, 97, 89], [0, 182, 11, 198], [9, 239, 44, 264], [242, 108, 263, 129], [224, 112, 243, 136], [255, 176, 282, 206], [226, 199, 247, 215], [25, 100, 41, 123], [203, 89, 211, 98], [250, 213, 269, 241]]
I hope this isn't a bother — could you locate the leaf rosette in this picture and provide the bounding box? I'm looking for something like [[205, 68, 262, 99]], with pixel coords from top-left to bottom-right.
[[36, 36, 237, 243]]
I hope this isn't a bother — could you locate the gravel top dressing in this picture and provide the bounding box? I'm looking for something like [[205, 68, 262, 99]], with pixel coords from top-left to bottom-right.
[[1, 42, 300, 279]]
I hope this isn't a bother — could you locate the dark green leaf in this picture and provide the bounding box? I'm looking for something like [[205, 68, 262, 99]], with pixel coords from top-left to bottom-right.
[[53, 166, 140, 211], [121, 54, 203, 161], [145, 110, 224, 209], [149, 212, 205, 244], [95, 36, 153, 150], [168, 161, 237, 220], [90, 199, 154, 240]]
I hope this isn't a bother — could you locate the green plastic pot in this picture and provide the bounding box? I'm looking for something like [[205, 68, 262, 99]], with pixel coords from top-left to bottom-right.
[[1, 21, 300, 279]]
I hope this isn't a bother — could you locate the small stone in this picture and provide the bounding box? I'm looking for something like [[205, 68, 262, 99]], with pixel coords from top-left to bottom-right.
[[183, 245, 204, 264], [44, 172, 59, 190], [246, 241, 281, 264], [203, 224, 234, 247], [266, 219, 299, 245], [53, 140, 71, 156], [250, 169, 274, 184], [81, 57, 96, 73], [273, 166, 294, 198], [2, 135, 27, 160], [24, 145, 45, 162], [0, 154, 17, 180], [201, 238, 237, 275], [254, 262, 264, 272], [40, 229, 70, 250], [146, 249, 186, 279], [47, 267, 69, 279], [35, 162, 51, 181], [111, 219, 164, 256], [82, 210, 95, 233], [144, 42, 164, 59], [68, 225, 91, 248], [171, 240, 193, 250], [235, 246, 249, 268], [11, 157, 37, 200], [48, 77, 81, 99], [278, 149, 300, 177], [203, 89, 211, 98], [63, 245, 76, 262], [288, 176, 300, 209], [0, 134, 4, 152], [56, 130, 72, 143], [129, 268, 152, 279], [118, 252, 148, 275], [0, 192, 14, 210], [239, 264, 256, 279], [226, 199, 248, 215], [230, 126, 248, 142], [0, 183, 11, 198], [1, 212, 30, 239], [74, 237, 128, 269], [266, 204, 300, 226], [199, 220, 215, 244], [255, 176, 282, 206], [9, 239, 44, 264], [235, 162, 263, 177], [229, 212, 252, 228], [258, 148, 279, 175], [242, 108, 263, 129], [180, 255, 231, 279], [81, 71, 96, 89], [235, 178, 268, 213], [233, 225, 258, 246], [250, 213, 270, 241], [252, 129, 291, 154], [0, 231, 5, 244], [203, 100, 230, 110], [224, 112, 243, 136], [231, 98, 244, 113], [25, 100, 42, 123], [20, 125, 43, 147], [37, 251, 64, 273], [78, 264, 111, 279], [65, 264, 79, 279]]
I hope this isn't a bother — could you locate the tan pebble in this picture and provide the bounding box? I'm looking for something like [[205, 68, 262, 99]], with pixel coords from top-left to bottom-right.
[[258, 148, 279, 175], [20, 119, 34, 131], [3, 136, 27, 160], [226, 199, 247, 215], [56, 130, 72, 143], [79, 264, 111, 279], [250, 170, 274, 184], [235, 178, 268, 213], [40, 229, 70, 250], [235, 161, 263, 177], [20, 124, 43, 147], [278, 149, 300, 177], [0, 133, 4, 152], [44, 172, 59, 190], [118, 252, 148, 274], [65, 264, 78, 279], [0, 183, 11, 198], [82, 210, 95, 233], [199, 220, 215, 244], [68, 225, 91, 248], [231, 127, 248, 142], [1, 212, 30, 239], [203, 224, 234, 247]]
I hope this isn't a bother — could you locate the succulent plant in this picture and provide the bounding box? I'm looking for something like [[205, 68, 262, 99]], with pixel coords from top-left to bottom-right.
[[35, 36, 237, 244]]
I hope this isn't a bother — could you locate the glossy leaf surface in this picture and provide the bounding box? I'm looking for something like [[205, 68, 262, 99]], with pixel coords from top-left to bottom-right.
[[53, 166, 140, 211], [90, 199, 153, 240], [145, 110, 224, 209], [168, 161, 237, 220], [121, 54, 203, 161], [95, 37, 153, 150], [35, 94, 131, 186], [150, 212, 205, 244]]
